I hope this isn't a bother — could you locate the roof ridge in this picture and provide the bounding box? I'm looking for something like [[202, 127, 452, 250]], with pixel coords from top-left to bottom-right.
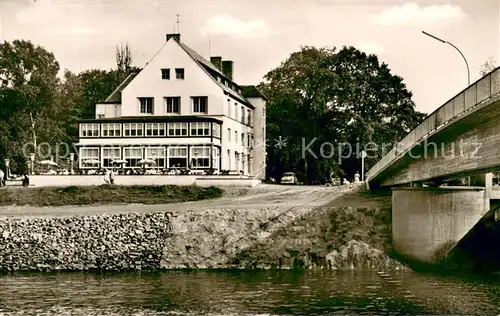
[[104, 71, 139, 103], [175, 40, 254, 107]]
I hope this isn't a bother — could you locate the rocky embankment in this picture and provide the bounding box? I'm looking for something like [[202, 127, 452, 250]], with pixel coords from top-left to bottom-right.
[[0, 186, 406, 272], [0, 213, 172, 271], [163, 205, 407, 271]]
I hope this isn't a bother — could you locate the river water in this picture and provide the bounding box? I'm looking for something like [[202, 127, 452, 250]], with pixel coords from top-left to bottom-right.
[[1, 270, 499, 315]]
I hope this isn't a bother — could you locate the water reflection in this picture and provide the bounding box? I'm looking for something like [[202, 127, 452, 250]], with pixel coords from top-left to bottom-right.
[[1, 270, 500, 315]]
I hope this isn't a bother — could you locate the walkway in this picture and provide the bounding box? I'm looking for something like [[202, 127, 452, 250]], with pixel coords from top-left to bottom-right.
[[0, 184, 362, 219]]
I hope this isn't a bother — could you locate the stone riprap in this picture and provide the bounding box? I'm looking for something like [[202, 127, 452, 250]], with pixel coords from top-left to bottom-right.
[[0, 212, 172, 271], [0, 204, 406, 271], [162, 206, 407, 271], [161, 206, 308, 269]]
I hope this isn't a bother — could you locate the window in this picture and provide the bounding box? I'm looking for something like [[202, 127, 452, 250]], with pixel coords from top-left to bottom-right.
[[80, 147, 99, 168], [124, 147, 143, 168], [212, 123, 221, 138], [161, 68, 170, 80], [227, 149, 232, 170], [190, 146, 210, 168], [123, 123, 143, 137], [213, 147, 220, 171], [102, 123, 121, 137], [145, 147, 166, 168], [80, 124, 100, 137], [175, 68, 184, 79], [139, 97, 154, 114], [102, 147, 121, 168], [241, 106, 245, 123], [241, 132, 245, 146], [167, 122, 188, 136], [168, 146, 188, 168], [192, 96, 208, 113], [247, 134, 251, 147], [227, 99, 232, 117], [251, 135, 254, 147], [145, 123, 166, 136], [235, 131, 238, 144], [234, 103, 238, 119], [247, 109, 252, 125], [190, 122, 210, 136], [247, 154, 251, 174], [228, 128, 231, 142], [165, 97, 180, 114]]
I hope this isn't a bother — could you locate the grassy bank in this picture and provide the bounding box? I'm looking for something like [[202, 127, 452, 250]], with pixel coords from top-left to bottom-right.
[[0, 185, 223, 207]]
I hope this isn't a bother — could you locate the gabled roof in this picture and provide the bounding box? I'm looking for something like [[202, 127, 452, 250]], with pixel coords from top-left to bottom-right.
[[241, 85, 268, 101], [101, 37, 265, 107], [176, 41, 253, 107], [102, 72, 139, 104]]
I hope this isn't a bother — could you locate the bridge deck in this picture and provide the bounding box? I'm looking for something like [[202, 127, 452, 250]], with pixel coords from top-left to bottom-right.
[[367, 66, 500, 187]]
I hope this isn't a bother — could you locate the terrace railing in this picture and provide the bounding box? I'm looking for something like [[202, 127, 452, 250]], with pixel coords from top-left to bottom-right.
[[366, 66, 500, 182]]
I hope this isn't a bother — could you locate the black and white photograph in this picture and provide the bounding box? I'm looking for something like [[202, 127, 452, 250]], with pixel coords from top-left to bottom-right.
[[0, 0, 500, 315]]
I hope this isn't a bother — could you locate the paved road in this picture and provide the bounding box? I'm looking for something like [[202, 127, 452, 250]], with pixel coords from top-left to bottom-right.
[[0, 184, 361, 219]]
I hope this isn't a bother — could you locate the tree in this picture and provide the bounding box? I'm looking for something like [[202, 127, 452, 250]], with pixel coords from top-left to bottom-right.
[[116, 42, 133, 82], [479, 56, 497, 77], [261, 45, 425, 183], [0, 40, 63, 166], [61, 43, 140, 124]]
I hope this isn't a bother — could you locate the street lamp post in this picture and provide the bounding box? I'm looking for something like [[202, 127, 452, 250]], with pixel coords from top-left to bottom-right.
[[360, 150, 367, 182], [422, 30, 470, 86], [423, 30, 472, 186]]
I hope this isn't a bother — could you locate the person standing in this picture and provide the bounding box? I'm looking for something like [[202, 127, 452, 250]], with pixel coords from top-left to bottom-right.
[[103, 169, 110, 184], [22, 175, 29, 187], [354, 171, 360, 183], [0, 168, 4, 187], [110, 169, 115, 185]]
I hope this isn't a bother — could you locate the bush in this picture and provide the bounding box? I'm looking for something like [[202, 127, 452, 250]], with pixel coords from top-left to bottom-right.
[[0, 185, 223, 207]]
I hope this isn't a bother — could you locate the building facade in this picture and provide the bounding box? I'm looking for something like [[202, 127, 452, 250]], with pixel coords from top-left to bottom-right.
[[76, 33, 267, 179]]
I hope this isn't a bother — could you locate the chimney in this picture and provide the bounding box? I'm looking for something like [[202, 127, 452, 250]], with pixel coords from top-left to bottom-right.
[[210, 56, 222, 70], [166, 33, 181, 42], [221, 60, 233, 80]]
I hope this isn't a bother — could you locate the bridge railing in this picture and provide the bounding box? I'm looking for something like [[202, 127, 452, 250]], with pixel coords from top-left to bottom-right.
[[366, 66, 500, 182]]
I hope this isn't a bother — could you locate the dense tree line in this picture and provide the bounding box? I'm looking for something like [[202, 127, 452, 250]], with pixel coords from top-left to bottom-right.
[[260, 46, 426, 183], [0, 40, 427, 182], [0, 40, 139, 173]]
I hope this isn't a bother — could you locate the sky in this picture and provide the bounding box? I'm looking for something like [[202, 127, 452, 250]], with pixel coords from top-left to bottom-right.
[[0, 0, 499, 115]]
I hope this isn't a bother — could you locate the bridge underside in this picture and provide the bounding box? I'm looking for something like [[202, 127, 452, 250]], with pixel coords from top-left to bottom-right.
[[368, 94, 500, 188]]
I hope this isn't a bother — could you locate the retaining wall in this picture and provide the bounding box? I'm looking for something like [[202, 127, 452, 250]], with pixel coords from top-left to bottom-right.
[[28, 175, 260, 188]]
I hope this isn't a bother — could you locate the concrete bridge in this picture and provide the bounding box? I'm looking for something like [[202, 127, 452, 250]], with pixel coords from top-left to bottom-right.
[[365, 66, 500, 267]]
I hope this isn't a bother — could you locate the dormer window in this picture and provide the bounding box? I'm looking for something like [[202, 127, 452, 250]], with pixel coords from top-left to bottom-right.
[[175, 68, 184, 79], [217, 77, 222, 83], [161, 68, 170, 80]]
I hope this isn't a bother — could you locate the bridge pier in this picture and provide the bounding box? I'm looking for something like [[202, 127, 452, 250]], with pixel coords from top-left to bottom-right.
[[392, 187, 490, 264]]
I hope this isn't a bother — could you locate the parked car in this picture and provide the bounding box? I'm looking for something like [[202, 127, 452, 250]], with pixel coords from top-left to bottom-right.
[[281, 172, 298, 185]]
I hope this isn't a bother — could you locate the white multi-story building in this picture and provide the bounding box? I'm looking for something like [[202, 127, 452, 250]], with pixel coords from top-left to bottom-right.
[[76, 33, 267, 179]]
